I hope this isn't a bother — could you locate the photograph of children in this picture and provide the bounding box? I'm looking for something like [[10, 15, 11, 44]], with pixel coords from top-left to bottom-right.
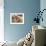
[[10, 13, 24, 24]]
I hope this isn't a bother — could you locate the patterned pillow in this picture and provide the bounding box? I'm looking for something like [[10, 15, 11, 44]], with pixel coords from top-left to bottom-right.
[[23, 32, 34, 46]]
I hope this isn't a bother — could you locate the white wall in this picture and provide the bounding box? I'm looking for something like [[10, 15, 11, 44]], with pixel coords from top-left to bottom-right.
[[0, 0, 4, 42]]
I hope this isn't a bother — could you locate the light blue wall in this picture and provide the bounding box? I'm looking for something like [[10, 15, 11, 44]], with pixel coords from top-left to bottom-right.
[[40, 0, 46, 27], [4, 0, 40, 42]]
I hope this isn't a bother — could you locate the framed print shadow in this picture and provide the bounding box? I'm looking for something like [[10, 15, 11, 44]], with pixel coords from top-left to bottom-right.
[[10, 13, 24, 24]]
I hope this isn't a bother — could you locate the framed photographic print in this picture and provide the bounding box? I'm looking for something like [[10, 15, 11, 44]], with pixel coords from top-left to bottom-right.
[[10, 13, 24, 24]]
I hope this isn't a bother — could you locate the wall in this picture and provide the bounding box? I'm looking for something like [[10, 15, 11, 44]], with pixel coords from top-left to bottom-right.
[[4, 0, 40, 42], [0, 0, 4, 42], [40, 0, 46, 27]]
